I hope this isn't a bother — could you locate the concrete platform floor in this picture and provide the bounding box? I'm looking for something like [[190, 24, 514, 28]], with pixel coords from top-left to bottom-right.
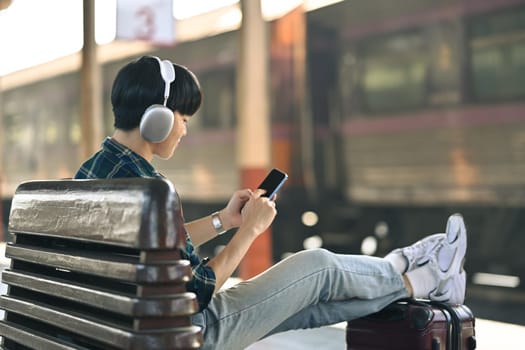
[[247, 318, 524, 349]]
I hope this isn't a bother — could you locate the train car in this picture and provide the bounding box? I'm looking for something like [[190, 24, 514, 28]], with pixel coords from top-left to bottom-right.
[[310, 0, 525, 207], [302, 0, 525, 323], [1, 0, 524, 323]]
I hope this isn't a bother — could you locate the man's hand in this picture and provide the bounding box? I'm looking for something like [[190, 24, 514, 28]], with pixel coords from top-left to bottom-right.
[[239, 189, 277, 237], [221, 189, 253, 230]]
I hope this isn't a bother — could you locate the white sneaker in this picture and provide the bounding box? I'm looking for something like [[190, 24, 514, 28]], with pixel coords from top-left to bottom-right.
[[406, 213, 468, 304], [436, 213, 467, 278], [406, 258, 467, 304], [384, 233, 445, 273]]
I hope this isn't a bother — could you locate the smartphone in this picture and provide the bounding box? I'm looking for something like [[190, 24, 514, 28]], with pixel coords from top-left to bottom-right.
[[258, 168, 288, 199]]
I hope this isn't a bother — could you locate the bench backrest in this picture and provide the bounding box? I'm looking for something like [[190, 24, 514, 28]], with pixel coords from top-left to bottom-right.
[[0, 178, 203, 350]]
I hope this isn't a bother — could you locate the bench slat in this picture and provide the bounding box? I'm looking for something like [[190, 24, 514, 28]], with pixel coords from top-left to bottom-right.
[[1, 296, 203, 349], [8, 179, 184, 249], [6, 244, 192, 283], [2, 270, 198, 317], [0, 321, 92, 350]]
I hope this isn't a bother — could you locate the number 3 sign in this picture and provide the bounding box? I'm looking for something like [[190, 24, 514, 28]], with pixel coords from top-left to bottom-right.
[[116, 0, 175, 45]]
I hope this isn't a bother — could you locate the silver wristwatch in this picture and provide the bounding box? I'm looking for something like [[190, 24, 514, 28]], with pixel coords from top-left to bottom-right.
[[211, 211, 226, 235]]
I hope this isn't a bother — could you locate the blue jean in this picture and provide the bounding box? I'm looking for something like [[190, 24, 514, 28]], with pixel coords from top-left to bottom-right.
[[191, 248, 409, 350]]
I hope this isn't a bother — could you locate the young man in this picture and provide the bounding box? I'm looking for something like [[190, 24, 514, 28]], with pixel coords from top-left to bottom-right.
[[76, 56, 467, 350]]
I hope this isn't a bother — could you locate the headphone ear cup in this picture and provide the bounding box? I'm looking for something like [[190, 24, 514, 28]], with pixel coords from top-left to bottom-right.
[[140, 104, 174, 143]]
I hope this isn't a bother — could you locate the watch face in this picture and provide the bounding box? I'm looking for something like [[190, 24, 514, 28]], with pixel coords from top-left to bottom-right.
[[212, 212, 225, 234]]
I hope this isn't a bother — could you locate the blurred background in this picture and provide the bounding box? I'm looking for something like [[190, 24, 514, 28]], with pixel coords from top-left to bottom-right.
[[1, 0, 524, 329]]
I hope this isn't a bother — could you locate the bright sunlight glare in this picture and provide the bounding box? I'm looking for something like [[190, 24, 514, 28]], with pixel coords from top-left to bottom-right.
[[0, 0, 116, 76], [0, 0, 342, 76]]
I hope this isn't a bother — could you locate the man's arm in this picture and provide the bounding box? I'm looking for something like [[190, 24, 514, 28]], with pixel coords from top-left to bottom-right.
[[184, 211, 230, 247], [207, 190, 276, 292]]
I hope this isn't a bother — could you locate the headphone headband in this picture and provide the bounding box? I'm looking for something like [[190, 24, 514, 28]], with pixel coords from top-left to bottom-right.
[[152, 56, 176, 105]]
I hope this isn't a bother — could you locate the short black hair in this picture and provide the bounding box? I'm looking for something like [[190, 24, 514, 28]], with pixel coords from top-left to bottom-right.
[[111, 56, 202, 130]]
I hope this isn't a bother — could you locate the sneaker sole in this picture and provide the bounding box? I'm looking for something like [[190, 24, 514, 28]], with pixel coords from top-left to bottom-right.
[[435, 213, 467, 293]]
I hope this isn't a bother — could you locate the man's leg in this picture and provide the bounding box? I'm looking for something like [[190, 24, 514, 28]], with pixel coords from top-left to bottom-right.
[[198, 249, 408, 350], [195, 214, 468, 349]]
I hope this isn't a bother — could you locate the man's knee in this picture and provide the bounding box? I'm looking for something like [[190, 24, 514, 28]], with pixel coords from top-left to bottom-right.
[[295, 248, 334, 266]]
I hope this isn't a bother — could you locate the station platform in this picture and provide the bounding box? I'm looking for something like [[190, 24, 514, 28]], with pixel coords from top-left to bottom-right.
[[248, 318, 523, 349], [0, 243, 522, 350]]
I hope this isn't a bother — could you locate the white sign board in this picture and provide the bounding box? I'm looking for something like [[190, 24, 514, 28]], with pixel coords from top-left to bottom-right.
[[116, 0, 175, 45]]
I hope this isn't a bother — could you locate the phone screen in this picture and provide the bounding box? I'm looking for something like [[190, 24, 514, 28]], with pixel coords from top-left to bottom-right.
[[258, 168, 288, 198]]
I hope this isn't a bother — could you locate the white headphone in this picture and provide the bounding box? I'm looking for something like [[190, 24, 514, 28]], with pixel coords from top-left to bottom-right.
[[139, 56, 176, 143]]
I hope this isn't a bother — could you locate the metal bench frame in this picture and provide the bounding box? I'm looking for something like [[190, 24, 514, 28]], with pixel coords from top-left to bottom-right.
[[0, 178, 203, 349]]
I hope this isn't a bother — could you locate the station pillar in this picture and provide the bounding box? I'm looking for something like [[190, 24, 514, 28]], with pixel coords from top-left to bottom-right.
[[0, 74, 4, 241], [237, 0, 273, 279], [0, 176, 3, 241], [80, 0, 103, 159]]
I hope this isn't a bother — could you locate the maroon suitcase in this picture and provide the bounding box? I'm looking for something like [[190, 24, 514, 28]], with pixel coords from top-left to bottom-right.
[[346, 299, 476, 350]]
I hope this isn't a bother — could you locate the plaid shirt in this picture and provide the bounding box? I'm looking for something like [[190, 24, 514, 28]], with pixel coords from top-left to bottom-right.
[[75, 137, 216, 310]]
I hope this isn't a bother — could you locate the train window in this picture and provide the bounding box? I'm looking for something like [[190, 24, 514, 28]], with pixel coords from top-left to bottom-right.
[[70, 122, 81, 144], [44, 120, 58, 145], [3, 113, 37, 174], [198, 68, 236, 129], [468, 7, 525, 101], [426, 22, 463, 106], [357, 30, 427, 114]]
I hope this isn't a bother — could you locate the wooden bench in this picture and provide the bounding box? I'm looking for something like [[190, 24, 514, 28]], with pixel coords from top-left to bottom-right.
[[0, 178, 203, 349]]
